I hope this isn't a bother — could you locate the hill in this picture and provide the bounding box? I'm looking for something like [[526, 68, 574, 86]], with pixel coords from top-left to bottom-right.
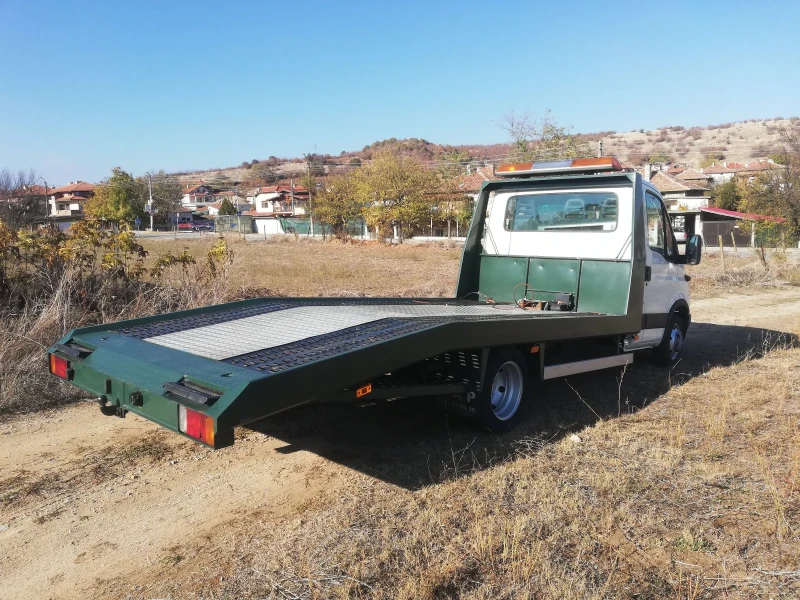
[[174, 117, 798, 185]]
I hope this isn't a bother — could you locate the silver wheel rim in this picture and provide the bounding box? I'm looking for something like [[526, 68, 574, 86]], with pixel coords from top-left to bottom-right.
[[668, 324, 683, 361], [490, 361, 523, 421]]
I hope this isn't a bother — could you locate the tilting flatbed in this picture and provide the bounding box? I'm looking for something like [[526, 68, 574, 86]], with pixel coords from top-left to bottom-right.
[[48, 159, 702, 448]]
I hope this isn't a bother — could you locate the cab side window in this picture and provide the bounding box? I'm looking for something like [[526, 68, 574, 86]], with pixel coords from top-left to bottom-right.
[[645, 193, 666, 256]]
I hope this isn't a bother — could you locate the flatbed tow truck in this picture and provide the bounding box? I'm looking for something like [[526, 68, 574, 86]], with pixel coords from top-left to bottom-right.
[[47, 157, 702, 449]]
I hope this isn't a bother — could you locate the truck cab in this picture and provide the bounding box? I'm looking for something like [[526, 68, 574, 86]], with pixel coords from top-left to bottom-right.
[[457, 156, 702, 365]]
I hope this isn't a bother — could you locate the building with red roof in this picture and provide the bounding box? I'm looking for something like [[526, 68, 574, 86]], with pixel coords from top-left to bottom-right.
[[47, 181, 95, 225]]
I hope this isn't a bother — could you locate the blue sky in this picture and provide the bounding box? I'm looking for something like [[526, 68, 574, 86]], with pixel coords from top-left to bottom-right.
[[1, 0, 798, 185]]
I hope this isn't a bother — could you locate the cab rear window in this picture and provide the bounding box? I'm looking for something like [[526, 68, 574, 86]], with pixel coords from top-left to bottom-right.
[[504, 192, 619, 232]]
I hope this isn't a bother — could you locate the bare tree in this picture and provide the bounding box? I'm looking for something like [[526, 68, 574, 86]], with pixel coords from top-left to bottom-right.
[[0, 168, 46, 230], [499, 109, 591, 162]]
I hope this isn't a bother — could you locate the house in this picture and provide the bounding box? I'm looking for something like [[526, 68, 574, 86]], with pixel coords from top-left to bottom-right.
[[454, 166, 495, 200], [168, 207, 195, 226], [702, 163, 736, 185], [181, 183, 214, 209], [676, 169, 712, 188], [0, 184, 49, 228], [649, 172, 710, 211], [736, 160, 783, 175], [247, 183, 309, 216], [47, 181, 94, 228], [206, 194, 252, 216], [650, 171, 711, 242]]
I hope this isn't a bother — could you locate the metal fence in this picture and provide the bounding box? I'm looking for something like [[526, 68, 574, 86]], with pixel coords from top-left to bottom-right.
[[214, 215, 253, 233]]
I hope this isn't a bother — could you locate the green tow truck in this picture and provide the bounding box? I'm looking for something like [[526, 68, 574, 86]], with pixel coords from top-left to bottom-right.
[[47, 157, 702, 449]]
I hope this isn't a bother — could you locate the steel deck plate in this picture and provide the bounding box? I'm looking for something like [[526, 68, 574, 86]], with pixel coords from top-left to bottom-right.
[[140, 303, 577, 361]]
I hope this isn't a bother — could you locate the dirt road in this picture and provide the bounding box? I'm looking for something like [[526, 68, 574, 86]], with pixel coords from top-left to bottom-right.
[[1, 289, 799, 600]]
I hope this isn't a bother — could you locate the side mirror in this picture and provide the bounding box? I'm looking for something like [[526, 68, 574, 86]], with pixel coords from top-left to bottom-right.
[[686, 235, 702, 265]]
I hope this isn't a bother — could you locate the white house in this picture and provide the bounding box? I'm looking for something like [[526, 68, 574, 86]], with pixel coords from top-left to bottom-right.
[[181, 184, 214, 209], [702, 163, 736, 186], [247, 184, 309, 216]]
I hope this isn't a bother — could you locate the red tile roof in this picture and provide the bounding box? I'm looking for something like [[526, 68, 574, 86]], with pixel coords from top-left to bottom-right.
[[666, 167, 685, 175], [740, 160, 783, 172], [726, 162, 746, 170], [49, 181, 94, 194], [701, 207, 785, 223], [257, 184, 308, 194], [702, 163, 735, 174], [650, 171, 709, 193], [676, 169, 709, 181]]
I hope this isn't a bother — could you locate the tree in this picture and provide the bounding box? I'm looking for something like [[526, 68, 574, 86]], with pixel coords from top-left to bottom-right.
[[500, 109, 591, 162], [85, 167, 142, 226], [700, 152, 726, 168], [136, 171, 182, 224], [739, 127, 800, 238], [0, 168, 45, 230], [313, 172, 364, 239], [710, 179, 742, 211], [218, 197, 237, 215], [434, 150, 472, 238], [353, 151, 438, 242]]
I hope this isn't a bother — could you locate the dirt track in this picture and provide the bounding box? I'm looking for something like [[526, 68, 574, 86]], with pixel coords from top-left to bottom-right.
[[1, 289, 799, 600]]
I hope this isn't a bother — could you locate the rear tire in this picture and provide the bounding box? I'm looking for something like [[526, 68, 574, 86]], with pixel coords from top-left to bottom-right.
[[653, 314, 686, 366], [477, 349, 531, 432]]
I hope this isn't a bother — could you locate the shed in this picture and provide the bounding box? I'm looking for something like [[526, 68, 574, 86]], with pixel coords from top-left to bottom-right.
[[700, 207, 786, 247]]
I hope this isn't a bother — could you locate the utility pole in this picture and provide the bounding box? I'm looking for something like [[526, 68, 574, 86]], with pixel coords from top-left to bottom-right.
[[290, 178, 295, 216], [598, 140, 603, 157], [307, 155, 314, 236], [37, 177, 49, 225], [147, 172, 154, 231]]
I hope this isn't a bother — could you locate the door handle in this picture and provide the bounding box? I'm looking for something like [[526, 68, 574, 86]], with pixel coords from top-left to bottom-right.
[[645, 266, 652, 282]]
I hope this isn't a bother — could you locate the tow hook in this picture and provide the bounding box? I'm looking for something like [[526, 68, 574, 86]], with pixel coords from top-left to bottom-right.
[[97, 395, 126, 417]]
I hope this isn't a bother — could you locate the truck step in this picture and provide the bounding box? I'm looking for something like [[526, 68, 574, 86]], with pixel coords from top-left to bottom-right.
[[542, 353, 633, 380]]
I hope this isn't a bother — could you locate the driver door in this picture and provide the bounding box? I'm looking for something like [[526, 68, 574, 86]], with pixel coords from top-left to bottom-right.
[[642, 191, 682, 342]]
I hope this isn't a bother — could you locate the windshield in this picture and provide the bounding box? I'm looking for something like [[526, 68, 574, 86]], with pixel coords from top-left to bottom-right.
[[504, 191, 619, 232]]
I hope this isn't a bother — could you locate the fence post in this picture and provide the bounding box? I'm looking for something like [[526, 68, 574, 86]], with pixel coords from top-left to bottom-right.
[[718, 235, 725, 272], [731, 232, 737, 254]]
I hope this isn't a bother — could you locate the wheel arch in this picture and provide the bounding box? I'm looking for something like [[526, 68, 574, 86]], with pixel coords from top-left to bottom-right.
[[669, 299, 691, 333]]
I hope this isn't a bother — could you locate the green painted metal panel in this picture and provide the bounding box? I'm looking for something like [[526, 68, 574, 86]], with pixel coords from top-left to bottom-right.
[[527, 258, 580, 301], [577, 261, 631, 315], [478, 256, 529, 303]]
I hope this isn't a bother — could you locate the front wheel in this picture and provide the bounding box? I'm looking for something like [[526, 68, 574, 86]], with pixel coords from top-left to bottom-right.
[[653, 314, 686, 366], [477, 349, 531, 432]]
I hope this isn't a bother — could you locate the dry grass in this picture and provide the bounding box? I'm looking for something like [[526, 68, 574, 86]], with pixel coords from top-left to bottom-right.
[[139, 236, 462, 298], [0, 238, 460, 416], [131, 332, 800, 600], [688, 250, 800, 299]]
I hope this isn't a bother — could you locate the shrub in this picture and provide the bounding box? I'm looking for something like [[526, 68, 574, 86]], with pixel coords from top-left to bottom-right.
[[0, 223, 238, 414]]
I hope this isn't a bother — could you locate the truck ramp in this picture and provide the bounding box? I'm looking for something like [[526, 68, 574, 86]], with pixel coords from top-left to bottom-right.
[[49, 298, 626, 448]]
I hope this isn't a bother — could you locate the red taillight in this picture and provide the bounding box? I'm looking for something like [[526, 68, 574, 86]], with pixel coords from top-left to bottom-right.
[[178, 405, 215, 445], [49, 354, 69, 379]]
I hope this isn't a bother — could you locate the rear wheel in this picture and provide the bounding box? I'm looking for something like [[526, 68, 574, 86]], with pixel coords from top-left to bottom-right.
[[653, 314, 685, 366], [478, 349, 531, 432]]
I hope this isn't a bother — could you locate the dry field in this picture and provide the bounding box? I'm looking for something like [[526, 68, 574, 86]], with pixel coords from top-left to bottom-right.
[[1, 241, 799, 599], [139, 236, 463, 298]]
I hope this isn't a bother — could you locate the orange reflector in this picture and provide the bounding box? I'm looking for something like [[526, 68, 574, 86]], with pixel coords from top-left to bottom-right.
[[495, 162, 533, 173], [569, 156, 623, 171], [178, 405, 215, 446], [530, 345, 540, 354], [49, 354, 69, 379], [356, 384, 372, 398]]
